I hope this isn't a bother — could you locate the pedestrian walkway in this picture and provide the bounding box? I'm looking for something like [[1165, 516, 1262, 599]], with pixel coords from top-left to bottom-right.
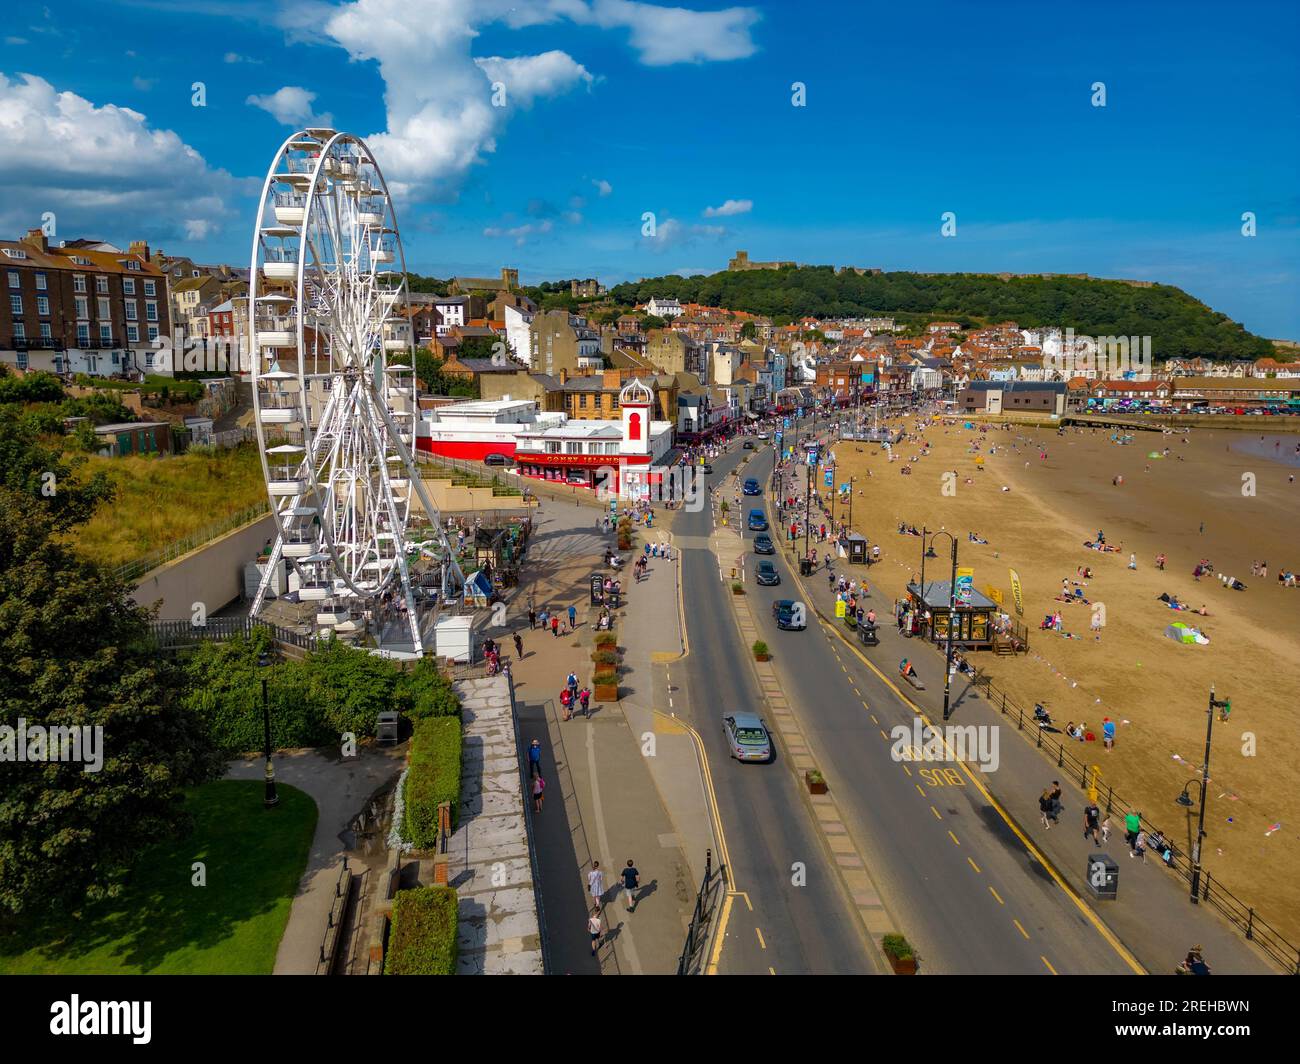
[[492, 503, 708, 973], [775, 528, 1278, 974], [448, 676, 545, 974]]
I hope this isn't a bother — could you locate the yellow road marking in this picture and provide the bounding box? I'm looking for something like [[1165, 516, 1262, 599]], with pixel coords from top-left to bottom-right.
[[755, 927, 767, 950], [930, 805, 942, 820], [706, 892, 734, 975], [948, 830, 960, 846], [1013, 919, 1030, 940], [902, 764, 912, 777], [967, 856, 981, 874], [816, 617, 1147, 975], [915, 783, 925, 797], [869, 713, 878, 724], [769, 967, 776, 975], [990, 886, 1004, 905], [1042, 956, 1058, 975]]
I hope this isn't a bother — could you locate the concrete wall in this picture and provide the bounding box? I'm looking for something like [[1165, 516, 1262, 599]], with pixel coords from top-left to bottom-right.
[[131, 514, 276, 619]]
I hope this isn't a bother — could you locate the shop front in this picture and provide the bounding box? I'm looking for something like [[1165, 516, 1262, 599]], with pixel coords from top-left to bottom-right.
[[905, 580, 997, 651]]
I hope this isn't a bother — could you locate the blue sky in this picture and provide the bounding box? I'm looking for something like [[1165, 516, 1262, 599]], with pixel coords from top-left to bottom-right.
[[2, 0, 1297, 337]]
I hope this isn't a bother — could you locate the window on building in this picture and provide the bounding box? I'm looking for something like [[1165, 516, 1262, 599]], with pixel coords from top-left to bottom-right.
[[13, 321, 26, 340], [97, 298, 110, 320], [565, 441, 583, 454], [99, 323, 111, 342], [36, 295, 49, 316], [147, 324, 159, 341], [75, 296, 88, 319], [6, 271, 18, 289], [15, 351, 26, 370], [126, 260, 141, 271], [544, 441, 561, 454], [9, 294, 21, 315], [126, 324, 139, 343], [95, 276, 108, 294], [123, 278, 135, 295], [125, 301, 138, 321], [39, 322, 52, 340], [144, 280, 156, 296], [73, 274, 86, 293], [145, 301, 158, 322], [577, 393, 587, 409], [35, 272, 47, 291], [77, 323, 90, 345]]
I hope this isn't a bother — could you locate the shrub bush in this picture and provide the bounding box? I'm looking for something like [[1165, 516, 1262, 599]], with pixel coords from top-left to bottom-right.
[[403, 716, 463, 846], [593, 667, 617, 686], [617, 536, 631, 551], [882, 934, 914, 961], [384, 886, 458, 975], [752, 640, 770, 659], [398, 658, 462, 720], [591, 649, 618, 666], [594, 631, 617, 647], [731, 581, 745, 594]]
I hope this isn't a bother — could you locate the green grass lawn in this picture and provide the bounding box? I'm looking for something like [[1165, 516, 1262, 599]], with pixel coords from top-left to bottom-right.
[[0, 780, 317, 974]]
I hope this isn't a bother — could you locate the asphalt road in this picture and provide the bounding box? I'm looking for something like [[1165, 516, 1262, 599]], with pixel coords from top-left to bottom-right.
[[673, 442, 881, 974], [745, 440, 1136, 973]]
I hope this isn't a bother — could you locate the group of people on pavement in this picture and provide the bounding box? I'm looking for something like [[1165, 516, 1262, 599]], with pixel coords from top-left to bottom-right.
[[585, 859, 643, 956]]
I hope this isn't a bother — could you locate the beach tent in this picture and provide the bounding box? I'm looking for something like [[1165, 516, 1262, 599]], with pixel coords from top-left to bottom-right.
[[1164, 621, 1209, 645], [1147, 451, 1164, 459], [463, 568, 493, 607]]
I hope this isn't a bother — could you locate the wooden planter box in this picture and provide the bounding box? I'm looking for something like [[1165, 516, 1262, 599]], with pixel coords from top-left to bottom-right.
[[886, 952, 917, 975], [805, 771, 827, 795], [594, 683, 620, 702]]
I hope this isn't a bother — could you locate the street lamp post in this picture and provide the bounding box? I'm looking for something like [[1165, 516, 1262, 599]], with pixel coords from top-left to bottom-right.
[[847, 475, 856, 534], [921, 530, 960, 721], [257, 654, 280, 808], [1189, 686, 1226, 904]]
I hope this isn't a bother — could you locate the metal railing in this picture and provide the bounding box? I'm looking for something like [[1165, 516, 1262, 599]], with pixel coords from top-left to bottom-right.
[[148, 616, 318, 653], [676, 849, 722, 975], [113, 501, 271, 583], [970, 670, 1299, 973]]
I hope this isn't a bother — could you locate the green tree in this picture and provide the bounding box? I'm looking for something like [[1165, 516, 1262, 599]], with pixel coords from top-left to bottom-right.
[[0, 411, 222, 916]]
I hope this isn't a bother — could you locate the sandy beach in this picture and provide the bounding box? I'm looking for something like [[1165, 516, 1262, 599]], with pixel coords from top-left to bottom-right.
[[824, 413, 1300, 945]]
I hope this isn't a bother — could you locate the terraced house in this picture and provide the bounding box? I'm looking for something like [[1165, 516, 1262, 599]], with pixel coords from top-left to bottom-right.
[[0, 229, 172, 378]]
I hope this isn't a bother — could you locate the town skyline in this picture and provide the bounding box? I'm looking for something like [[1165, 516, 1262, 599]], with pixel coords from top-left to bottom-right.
[[1, 0, 1296, 339]]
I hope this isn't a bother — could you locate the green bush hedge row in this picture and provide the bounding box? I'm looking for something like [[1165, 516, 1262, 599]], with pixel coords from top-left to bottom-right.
[[403, 716, 463, 847], [384, 885, 459, 975]]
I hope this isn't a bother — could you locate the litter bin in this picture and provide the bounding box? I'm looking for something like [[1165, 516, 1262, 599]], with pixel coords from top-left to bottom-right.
[[1086, 852, 1118, 899], [376, 711, 400, 745], [800, 558, 813, 577]]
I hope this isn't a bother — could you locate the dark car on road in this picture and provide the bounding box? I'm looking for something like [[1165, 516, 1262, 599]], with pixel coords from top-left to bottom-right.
[[755, 560, 780, 586], [484, 452, 511, 466], [743, 477, 761, 496], [747, 508, 768, 531], [742, 440, 755, 450], [699, 462, 713, 474], [753, 533, 774, 554], [772, 599, 806, 630]]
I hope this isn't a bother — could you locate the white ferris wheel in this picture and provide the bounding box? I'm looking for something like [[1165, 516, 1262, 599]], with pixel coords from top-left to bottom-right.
[[247, 126, 462, 655]]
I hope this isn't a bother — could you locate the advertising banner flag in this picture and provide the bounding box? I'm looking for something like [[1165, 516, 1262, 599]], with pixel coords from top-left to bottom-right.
[[1009, 568, 1024, 616]]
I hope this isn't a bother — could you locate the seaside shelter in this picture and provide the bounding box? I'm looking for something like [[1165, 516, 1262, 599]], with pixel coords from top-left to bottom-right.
[[905, 580, 997, 650]]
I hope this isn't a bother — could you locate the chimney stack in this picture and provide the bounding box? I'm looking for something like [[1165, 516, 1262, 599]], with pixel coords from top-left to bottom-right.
[[128, 239, 150, 261], [21, 228, 47, 253]]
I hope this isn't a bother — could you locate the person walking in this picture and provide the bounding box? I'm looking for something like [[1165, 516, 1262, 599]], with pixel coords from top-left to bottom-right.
[[579, 686, 591, 717], [527, 738, 542, 779], [560, 687, 573, 721], [566, 670, 579, 698], [1124, 809, 1142, 851], [621, 859, 640, 911], [532, 773, 545, 813], [1132, 829, 1148, 862], [587, 861, 605, 911], [1102, 717, 1116, 751], [513, 631, 524, 660], [538, 607, 549, 631], [587, 906, 604, 956], [568, 604, 577, 631], [550, 614, 560, 638], [1039, 789, 1054, 829], [1083, 800, 1101, 845], [528, 605, 537, 629]]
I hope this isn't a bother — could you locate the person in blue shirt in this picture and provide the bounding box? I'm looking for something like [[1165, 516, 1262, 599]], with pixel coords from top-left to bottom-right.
[[527, 739, 542, 779], [1102, 717, 1116, 751]]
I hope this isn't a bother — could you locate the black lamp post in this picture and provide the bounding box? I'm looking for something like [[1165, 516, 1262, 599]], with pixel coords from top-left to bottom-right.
[[803, 449, 817, 565], [1187, 687, 1227, 904], [257, 653, 280, 808], [921, 530, 960, 721], [847, 475, 856, 534]]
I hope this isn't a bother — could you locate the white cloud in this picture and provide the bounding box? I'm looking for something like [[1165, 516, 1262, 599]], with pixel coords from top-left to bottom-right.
[[645, 216, 725, 252], [185, 219, 216, 240], [703, 198, 751, 217], [269, 0, 758, 201], [593, 177, 613, 197], [0, 72, 240, 248], [571, 0, 760, 66], [224, 51, 262, 64], [5, 37, 29, 46], [483, 219, 554, 246], [245, 86, 333, 128], [475, 50, 593, 108], [132, 76, 156, 92]]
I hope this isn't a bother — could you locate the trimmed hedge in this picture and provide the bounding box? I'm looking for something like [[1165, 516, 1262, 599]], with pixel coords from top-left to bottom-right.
[[384, 886, 458, 975], [403, 717, 463, 847]]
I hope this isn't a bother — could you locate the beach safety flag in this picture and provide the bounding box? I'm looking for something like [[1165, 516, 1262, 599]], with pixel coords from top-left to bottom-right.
[[1009, 568, 1024, 616]]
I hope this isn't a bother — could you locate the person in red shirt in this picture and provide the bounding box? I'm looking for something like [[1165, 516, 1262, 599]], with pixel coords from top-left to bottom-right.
[[550, 615, 560, 637]]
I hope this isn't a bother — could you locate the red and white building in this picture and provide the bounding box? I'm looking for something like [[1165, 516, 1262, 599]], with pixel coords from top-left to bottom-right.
[[416, 380, 674, 498]]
